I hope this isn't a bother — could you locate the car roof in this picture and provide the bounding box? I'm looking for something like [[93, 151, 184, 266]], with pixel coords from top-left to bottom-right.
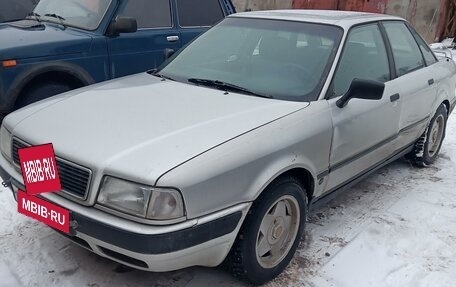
[[230, 10, 404, 28]]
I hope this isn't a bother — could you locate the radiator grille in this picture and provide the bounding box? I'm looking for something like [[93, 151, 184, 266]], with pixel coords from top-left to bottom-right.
[[12, 138, 92, 199]]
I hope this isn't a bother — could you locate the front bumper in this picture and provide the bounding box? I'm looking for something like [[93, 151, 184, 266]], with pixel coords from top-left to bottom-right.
[[0, 157, 250, 271]]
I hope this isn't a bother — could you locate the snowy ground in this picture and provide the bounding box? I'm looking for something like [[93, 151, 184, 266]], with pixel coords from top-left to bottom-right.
[[1, 111, 455, 287]]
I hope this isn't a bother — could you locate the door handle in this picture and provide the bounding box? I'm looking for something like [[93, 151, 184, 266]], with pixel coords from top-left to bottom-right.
[[428, 78, 435, 85], [390, 93, 400, 102], [166, 35, 179, 42]]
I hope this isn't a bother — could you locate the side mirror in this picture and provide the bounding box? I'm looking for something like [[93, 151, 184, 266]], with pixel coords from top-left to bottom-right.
[[108, 17, 137, 36], [336, 78, 385, 108], [164, 48, 175, 59]]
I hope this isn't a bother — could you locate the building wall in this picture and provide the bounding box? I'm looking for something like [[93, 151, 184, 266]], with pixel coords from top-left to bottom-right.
[[386, 0, 441, 42], [232, 0, 292, 12], [292, 0, 387, 13], [292, 0, 338, 10], [232, 0, 443, 42]]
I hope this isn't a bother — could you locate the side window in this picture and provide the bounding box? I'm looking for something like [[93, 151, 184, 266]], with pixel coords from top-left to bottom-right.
[[383, 22, 425, 76], [409, 26, 438, 66], [177, 0, 224, 27], [331, 24, 390, 98], [121, 0, 172, 29]]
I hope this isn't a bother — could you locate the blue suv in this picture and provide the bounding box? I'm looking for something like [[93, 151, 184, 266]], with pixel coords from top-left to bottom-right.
[[0, 0, 236, 116], [0, 0, 39, 23]]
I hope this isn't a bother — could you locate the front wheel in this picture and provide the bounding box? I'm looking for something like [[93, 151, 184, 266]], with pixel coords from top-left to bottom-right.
[[16, 82, 72, 109], [226, 176, 307, 285], [408, 104, 448, 167]]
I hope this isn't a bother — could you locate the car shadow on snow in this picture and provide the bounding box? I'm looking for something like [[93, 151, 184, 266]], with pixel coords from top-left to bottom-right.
[[19, 157, 444, 287]]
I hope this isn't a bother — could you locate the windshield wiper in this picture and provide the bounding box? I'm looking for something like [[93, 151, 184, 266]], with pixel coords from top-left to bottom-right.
[[44, 13, 66, 28], [148, 71, 176, 81], [27, 12, 42, 22], [187, 78, 273, 99]]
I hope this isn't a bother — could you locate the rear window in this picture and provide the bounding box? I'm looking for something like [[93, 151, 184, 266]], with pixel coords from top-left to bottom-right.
[[176, 0, 224, 27], [383, 22, 425, 76]]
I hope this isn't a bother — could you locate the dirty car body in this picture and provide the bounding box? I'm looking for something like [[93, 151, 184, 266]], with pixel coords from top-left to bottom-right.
[[0, 0, 235, 116], [1, 10, 456, 284]]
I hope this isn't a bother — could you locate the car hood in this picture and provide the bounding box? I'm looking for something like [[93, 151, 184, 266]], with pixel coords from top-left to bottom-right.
[[8, 73, 309, 185], [0, 21, 92, 60]]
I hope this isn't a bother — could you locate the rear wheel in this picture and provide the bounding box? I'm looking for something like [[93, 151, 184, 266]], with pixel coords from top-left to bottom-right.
[[16, 82, 72, 109], [408, 104, 448, 167], [226, 176, 307, 285]]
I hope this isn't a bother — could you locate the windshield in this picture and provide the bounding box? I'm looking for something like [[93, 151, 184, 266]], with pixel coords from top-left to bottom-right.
[[33, 0, 111, 30], [159, 17, 343, 101]]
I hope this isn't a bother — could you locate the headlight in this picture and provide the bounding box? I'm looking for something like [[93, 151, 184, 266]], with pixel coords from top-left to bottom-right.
[[97, 176, 185, 220], [146, 188, 185, 220], [0, 125, 12, 161]]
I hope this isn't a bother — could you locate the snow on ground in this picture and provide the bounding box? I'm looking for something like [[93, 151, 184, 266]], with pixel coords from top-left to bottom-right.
[[1, 110, 456, 287]]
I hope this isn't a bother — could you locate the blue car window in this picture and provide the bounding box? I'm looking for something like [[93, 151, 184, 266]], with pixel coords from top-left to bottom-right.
[[120, 0, 172, 29]]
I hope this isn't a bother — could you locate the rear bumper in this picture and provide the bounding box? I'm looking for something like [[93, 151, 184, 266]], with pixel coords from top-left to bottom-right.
[[0, 156, 250, 271]]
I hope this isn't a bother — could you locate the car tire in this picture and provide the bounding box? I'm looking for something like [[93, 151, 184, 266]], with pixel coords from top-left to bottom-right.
[[226, 176, 307, 285], [17, 82, 72, 109], [408, 104, 448, 167]]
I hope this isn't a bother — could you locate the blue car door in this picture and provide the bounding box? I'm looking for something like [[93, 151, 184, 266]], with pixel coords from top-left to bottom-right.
[[106, 0, 181, 78]]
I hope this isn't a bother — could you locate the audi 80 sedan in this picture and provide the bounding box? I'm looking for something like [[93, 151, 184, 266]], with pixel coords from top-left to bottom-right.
[[1, 10, 456, 284]]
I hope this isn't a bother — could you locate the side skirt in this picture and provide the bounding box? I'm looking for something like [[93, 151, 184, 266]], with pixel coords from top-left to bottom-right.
[[309, 143, 414, 212]]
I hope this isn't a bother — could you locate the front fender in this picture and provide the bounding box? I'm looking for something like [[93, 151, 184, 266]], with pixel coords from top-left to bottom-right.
[[2, 61, 95, 111], [157, 101, 332, 219]]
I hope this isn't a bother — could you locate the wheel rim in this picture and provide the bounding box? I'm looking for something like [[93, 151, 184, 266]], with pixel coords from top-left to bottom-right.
[[255, 195, 300, 269], [428, 114, 445, 157]]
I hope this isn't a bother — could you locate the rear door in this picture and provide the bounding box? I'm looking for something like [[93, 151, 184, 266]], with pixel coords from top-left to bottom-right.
[[381, 21, 437, 146], [176, 0, 227, 45], [324, 23, 402, 192], [106, 0, 181, 78]]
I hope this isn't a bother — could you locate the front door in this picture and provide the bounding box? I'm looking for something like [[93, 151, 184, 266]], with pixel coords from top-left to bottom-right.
[[106, 0, 181, 78], [324, 23, 402, 192]]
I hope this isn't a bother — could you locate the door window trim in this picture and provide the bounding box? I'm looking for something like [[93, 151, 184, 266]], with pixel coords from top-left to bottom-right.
[[324, 21, 393, 100], [405, 22, 438, 67], [117, 0, 174, 31], [175, 0, 225, 28], [378, 21, 397, 79], [380, 20, 426, 78]]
